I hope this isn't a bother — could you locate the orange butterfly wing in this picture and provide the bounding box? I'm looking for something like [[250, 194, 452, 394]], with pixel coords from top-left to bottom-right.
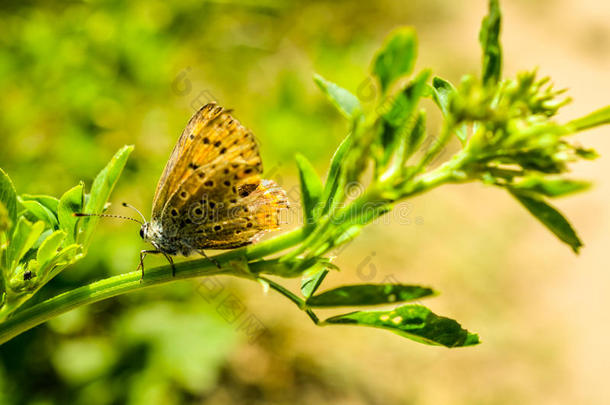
[[149, 103, 287, 251], [151, 103, 261, 221]]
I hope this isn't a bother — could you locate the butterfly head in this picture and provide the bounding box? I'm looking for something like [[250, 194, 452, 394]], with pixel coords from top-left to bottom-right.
[[116, 202, 153, 242], [139, 222, 148, 240], [139, 221, 158, 243]]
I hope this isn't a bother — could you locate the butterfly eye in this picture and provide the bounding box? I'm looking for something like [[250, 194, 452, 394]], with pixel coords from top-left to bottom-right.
[[139, 228, 145, 239]]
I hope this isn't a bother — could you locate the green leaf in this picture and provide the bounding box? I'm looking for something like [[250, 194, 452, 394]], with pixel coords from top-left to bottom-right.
[[406, 110, 427, 158], [0, 201, 10, 237], [431, 77, 455, 114], [0, 169, 17, 232], [58, 183, 84, 245], [320, 134, 352, 216], [42, 244, 82, 278], [325, 304, 480, 347], [383, 69, 430, 128], [81, 145, 134, 246], [37, 230, 66, 265], [378, 70, 431, 170], [566, 105, 610, 132], [431, 76, 468, 143], [295, 154, 324, 227], [313, 74, 362, 119], [301, 269, 329, 299], [479, 0, 502, 86], [512, 177, 590, 197], [372, 27, 417, 93], [307, 284, 435, 307], [45, 244, 83, 272], [325, 202, 392, 254], [511, 191, 583, 253], [332, 224, 363, 247], [18, 198, 59, 229], [20, 194, 60, 214], [574, 146, 598, 160], [7, 218, 45, 269]]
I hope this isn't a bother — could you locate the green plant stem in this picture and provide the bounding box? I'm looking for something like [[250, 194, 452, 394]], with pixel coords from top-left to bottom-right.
[[400, 147, 472, 197], [0, 227, 306, 345], [257, 276, 304, 308], [258, 276, 320, 324]]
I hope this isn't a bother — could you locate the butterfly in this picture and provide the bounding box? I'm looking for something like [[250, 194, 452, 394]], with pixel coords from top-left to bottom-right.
[[135, 103, 289, 277]]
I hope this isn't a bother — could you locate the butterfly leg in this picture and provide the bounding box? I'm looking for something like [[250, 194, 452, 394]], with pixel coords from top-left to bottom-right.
[[161, 252, 176, 277], [139, 250, 156, 281], [138, 250, 176, 281], [197, 250, 222, 269]]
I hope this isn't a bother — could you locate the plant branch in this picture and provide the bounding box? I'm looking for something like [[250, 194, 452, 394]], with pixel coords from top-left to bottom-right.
[[0, 154, 467, 344], [0, 227, 306, 345], [258, 276, 320, 324]]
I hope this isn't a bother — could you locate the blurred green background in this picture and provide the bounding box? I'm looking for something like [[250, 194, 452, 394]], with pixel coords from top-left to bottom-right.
[[1, 0, 609, 404]]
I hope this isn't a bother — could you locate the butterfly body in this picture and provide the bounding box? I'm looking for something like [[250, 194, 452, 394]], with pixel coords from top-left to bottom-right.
[[138, 103, 288, 273], [140, 221, 184, 256]]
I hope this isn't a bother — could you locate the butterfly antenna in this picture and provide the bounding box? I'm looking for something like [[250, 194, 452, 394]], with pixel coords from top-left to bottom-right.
[[73, 212, 143, 225], [121, 202, 147, 223]]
